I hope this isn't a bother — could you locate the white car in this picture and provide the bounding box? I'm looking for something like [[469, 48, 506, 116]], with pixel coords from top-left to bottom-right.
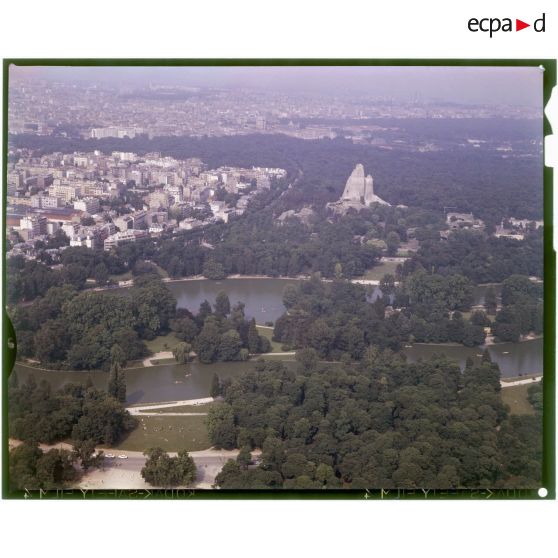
[[105, 453, 115, 459], [117, 454, 128, 459]]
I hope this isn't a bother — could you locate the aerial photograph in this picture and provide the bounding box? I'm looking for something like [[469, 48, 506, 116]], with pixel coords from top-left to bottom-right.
[[4, 64, 545, 493]]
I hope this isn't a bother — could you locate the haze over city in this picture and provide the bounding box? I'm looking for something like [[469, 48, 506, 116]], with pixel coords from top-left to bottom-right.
[[10, 65, 543, 107]]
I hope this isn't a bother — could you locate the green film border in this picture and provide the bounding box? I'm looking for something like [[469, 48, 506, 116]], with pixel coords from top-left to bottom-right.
[[2, 58, 556, 500]]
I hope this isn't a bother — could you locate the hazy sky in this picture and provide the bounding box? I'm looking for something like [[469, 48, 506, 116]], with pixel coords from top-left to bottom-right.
[[10, 65, 544, 107]]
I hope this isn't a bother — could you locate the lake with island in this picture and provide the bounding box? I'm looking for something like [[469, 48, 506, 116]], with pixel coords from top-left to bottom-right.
[[12, 335, 543, 405], [11, 278, 542, 403], [167, 277, 300, 323], [167, 277, 502, 323]]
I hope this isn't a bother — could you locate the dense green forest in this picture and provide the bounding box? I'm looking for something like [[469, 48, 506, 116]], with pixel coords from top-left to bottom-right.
[[160, 211, 382, 280], [10, 272, 174, 370], [9, 256, 542, 370], [401, 228, 544, 283], [9, 441, 99, 491], [492, 275, 544, 342], [141, 447, 196, 487], [273, 270, 542, 352], [211, 352, 542, 489], [286, 117, 542, 143], [9, 129, 543, 223], [8, 374, 136, 446], [11, 269, 271, 370], [170, 294, 272, 364], [273, 274, 485, 353]]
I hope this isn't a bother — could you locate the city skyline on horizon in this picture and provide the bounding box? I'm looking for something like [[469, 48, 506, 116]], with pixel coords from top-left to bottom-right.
[[9, 64, 544, 108]]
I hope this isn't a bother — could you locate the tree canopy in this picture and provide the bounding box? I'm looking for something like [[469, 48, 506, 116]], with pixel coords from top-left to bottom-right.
[[141, 447, 197, 487], [214, 353, 541, 489]]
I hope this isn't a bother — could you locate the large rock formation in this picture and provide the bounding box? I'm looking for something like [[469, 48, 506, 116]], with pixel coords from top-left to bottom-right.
[[328, 164, 389, 213]]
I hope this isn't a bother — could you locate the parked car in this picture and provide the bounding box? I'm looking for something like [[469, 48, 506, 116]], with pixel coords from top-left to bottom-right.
[[105, 453, 115, 459], [117, 454, 128, 459]]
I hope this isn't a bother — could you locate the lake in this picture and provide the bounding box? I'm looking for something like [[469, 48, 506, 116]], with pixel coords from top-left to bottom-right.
[[402, 337, 544, 378], [167, 277, 299, 324], [11, 360, 266, 405], [12, 335, 543, 404], [167, 278, 500, 323], [11, 278, 542, 403]]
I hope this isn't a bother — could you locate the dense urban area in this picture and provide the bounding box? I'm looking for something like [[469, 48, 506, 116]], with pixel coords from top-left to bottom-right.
[[6, 70, 545, 492]]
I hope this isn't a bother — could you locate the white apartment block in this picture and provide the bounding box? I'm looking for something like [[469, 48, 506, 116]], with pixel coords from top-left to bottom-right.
[[113, 152, 137, 162], [48, 184, 83, 202], [73, 197, 101, 214], [149, 190, 171, 209], [165, 184, 183, 202], [31, 195, 63, 209], [73, 156, 89, 167], [62, 223, 79, 237], [19, 215, 47, 237], [83, 183, 106, 196], [104, 229, 148, 250]]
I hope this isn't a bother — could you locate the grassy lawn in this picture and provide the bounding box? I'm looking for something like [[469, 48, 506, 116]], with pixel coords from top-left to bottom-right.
[[458, 311, 493, 322], [115, 415, 211, 452], [256, 325, 283, 352], [359, 260, 400, 281], [123, 359, 146, 370], [110, 263, 167, 284], [151, 262, 169, 279], [139, 402, 217, 414], [109, 270, 134, 282], [144, 332, 179, 354], [259, 353, 296, 361], [501, 384, 535, 415]]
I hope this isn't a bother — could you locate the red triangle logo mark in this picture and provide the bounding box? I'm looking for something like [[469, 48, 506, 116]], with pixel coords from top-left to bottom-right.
[[516, 19, 530, 31]]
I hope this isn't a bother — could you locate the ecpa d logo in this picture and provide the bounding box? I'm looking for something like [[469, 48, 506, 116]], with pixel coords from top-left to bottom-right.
[[468, 13, 545, 37]]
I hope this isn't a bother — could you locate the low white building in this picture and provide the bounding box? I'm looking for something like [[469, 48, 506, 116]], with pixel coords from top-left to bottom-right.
[[178, 218, 204, 230], [74, 197, 101, 214], [104, 229, 148, 250]]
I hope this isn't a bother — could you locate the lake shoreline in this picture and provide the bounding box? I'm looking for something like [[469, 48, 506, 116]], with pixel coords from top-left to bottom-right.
[[13, 332, 544, 376], [10, 278, 543, 401], [91, 273, 381, 291], [409, 333, 543, 349]]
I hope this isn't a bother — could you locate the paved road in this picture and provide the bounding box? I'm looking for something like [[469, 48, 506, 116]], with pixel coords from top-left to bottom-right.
[[135, 412, 208, 417], [10, 437, 247, 489], [350, 279, 380, 286], [500, 375, 542, 388], [142, 351, 174, 367], [257, 351, 296, 356], [127, 397, 214, 414], [80, 448, 250, 489]]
